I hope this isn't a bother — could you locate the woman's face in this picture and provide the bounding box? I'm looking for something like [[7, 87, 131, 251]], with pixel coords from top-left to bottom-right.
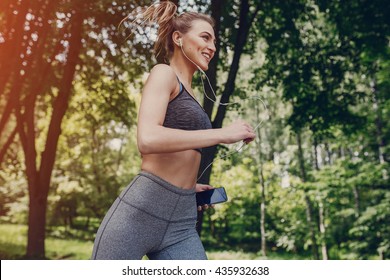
[[181, 20, 216, 71]]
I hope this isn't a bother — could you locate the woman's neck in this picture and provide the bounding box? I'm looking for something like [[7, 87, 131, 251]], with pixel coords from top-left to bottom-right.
[[169, 54, 197, 89]]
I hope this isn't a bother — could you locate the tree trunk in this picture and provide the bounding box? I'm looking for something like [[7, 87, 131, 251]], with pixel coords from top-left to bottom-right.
[[196, 0, 223, 236], [197, 0, 261, 235], [313, 138, 319, 170], [303, 194, 319, 259], [318, 200, 328, 260], [203, 0, 223, 116], [297, 131, 307, 179], [324, 142, 332, 165], [255, 103, 266, 256], [296, 131, 319, 259], [25, 9, 83, 259], [353, 185, 360, 217], [260, 192, 266, 256], [371, 79, 386, 164], [26, 188, 48, 259], [208, 210, 215, 238], [313, 138, 328, 260]]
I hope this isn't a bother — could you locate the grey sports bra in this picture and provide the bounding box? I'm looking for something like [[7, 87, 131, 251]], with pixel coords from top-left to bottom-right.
[[163, 79, 212, 153]]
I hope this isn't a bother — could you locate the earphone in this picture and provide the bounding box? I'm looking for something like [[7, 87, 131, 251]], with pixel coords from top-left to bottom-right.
[[178, 39, 204, 72], [177, 38, 269, 181]]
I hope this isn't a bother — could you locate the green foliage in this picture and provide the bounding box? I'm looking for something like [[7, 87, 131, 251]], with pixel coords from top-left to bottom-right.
[[0, 0, 388, 260], [348, 193, 390, 259], [0, 169, 28, 224], [309, 159, 390, 259], [47, 81, 142, 226]]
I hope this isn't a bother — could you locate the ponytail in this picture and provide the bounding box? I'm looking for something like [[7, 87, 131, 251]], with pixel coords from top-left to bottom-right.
[[139, 1, 177, 59], [120, 1, 177, 60]]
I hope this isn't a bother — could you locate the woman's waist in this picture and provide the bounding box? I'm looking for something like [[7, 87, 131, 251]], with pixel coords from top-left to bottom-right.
[[119, 171, 197, 222], [141, 150, 201, 189]]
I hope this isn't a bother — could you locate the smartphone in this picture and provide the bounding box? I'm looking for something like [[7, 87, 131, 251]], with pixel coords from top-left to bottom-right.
[[196, 187, 228, 206]]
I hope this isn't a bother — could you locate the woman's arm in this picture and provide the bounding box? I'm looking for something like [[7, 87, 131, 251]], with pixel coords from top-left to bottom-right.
[[137, 64, 255, 154]]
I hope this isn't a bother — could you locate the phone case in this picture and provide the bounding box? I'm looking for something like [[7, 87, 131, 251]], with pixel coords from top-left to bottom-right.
[[196, 187, 228, 206]]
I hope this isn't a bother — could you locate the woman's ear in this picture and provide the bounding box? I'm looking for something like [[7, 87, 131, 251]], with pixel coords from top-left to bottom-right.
[[172, 31, 182, 47]]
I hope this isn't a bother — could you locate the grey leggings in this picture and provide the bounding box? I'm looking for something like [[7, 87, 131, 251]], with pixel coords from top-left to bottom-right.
[[91, 171, 207, 260]]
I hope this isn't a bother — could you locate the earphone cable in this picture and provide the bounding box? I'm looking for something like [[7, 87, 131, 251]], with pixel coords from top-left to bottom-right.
[[179, 42, 269, 181]]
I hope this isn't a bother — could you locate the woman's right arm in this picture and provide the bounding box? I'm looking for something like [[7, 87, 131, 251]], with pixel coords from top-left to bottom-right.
[[137, 64, 255, 154]]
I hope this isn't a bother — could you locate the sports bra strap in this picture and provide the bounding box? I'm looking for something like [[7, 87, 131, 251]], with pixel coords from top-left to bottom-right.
[[176, 76, 183, 92]]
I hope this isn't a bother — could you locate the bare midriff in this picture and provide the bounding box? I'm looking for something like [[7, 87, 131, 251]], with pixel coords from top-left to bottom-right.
[[141, 150, 201, 189]]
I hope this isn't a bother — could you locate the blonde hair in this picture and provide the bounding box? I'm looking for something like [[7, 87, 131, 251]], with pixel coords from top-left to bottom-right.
[[120, 1, 215, 61]]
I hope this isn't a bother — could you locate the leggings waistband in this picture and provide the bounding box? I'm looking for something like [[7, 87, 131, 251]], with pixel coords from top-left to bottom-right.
[[118, 171, 197, 222], [139, 171, 196, 195]]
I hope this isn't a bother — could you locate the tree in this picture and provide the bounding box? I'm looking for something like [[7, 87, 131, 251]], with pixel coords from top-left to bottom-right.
[[0, 0, 151, 258], [196, 0, 262, 236]]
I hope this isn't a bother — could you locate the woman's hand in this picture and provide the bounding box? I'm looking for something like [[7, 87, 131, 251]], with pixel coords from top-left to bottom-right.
[[195, 183, 215, 211], [220, 119, 256, 145]]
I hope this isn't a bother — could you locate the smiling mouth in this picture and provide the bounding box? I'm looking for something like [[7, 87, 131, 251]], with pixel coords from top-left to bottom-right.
[[201, 52, 211, 62]]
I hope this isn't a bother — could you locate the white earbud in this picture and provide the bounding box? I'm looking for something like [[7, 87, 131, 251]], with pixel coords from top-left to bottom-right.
[[178, 38, 203, 72]]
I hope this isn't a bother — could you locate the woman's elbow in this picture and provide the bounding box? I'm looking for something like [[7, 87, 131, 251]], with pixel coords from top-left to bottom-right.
[[137, 134, 155, 154]]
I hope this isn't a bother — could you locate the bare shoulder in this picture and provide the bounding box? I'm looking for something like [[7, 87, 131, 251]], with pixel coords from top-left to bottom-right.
[[150, 63, 176, 76], [146, 64, 177, 91], [141, 64, 178, 106]]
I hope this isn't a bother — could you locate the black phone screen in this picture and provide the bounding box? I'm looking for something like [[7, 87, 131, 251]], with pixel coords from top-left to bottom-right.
[[196, 187, 228, 206]]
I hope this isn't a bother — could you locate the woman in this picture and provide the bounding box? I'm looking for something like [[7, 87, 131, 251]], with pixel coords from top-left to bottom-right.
[[91, 1, 255, 260]]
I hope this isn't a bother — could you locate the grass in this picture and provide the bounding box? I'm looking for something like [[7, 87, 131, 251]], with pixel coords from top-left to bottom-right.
[[0, 224, 93, 259], [207, 250, 310, 260], [0, 223, 307, 260]]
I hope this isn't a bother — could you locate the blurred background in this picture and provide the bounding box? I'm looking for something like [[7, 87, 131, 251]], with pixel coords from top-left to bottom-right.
[[0, 0, 389, 260]]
